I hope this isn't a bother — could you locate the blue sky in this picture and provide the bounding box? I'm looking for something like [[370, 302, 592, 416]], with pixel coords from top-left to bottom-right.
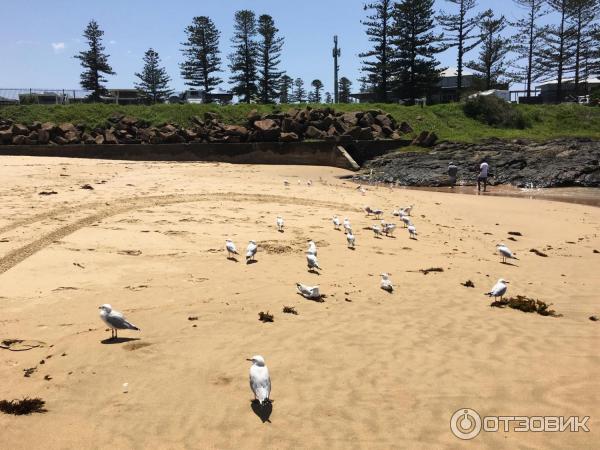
[[0, 0, 554, 94]]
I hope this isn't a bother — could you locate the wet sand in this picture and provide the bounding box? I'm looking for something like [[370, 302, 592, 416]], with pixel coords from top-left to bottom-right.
[[0, 157, 599, 449]]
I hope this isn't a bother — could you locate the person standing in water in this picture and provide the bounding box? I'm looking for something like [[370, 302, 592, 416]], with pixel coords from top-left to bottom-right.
[[478, 159, 489, 192]]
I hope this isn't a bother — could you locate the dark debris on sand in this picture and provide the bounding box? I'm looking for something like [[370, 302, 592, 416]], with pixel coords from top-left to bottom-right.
[[282, 306, 298, 315], [461, 280, 475, 288], [0, 397, 46, 415], [258, 311, 274, 323], [508, 231, 523, 236], [530, 248, 548, 257], [490, 295, 561, 317], [419, 267, 444, 275]]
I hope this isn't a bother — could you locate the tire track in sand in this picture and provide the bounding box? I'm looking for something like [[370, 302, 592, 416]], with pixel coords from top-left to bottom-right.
[[0, 192, 356, 275]]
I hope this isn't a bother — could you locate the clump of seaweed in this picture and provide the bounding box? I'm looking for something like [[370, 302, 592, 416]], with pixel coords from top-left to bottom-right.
[[530, 248, 548, 257], [508, 231, 523, 236], [461, 280, 475, 288], [0, 397, 46, 415], [258, 311, 274, 322], [490, 295, 561, 317], [282, 306, 298, 315], [420, 267, 444, 275], [23, 367, 37, 377]]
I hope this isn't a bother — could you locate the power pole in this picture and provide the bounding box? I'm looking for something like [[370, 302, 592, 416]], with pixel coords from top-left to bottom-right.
[[333, 35, 341, 103]]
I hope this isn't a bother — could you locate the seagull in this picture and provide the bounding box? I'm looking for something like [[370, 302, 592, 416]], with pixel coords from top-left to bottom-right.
[[402, 204, 414, 216], [408, 225, 417, 239], [380, 273, 394, 292], [332, 215, 341, 230], [306, 253, 321, 271], [364, 206, 374, 216], [343, 218, 352, 234], [283, 180, 290, 186], [307, 180, 312, 187], [296, 282, 321, 300], [347, 231, 356, 248], [276, 216, 284, 232], [384, 223, 396, 236], [246, 240, 258, 263], [307, 240, 317, 256], [247, 355, 271, 406], [401, 215, 412, 228], [225, 239, 238, 259], [485, 279, 509, 300], [98, 304, 140, 339], [372, 225, 382, 237], [497, 243, 518, 263], [372, 208, 383, 219], [359, 186, 366, 196]]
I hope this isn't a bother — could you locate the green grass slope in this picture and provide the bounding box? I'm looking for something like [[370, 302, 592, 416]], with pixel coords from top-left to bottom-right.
[[1, 102, 599, 143]]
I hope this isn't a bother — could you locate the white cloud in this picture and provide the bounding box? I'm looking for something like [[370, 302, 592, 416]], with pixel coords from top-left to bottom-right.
[[51, 42, 66, 53], [109, 40, 117, 45]]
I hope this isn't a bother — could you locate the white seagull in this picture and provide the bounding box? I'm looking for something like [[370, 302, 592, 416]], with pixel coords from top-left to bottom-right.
[[246, 240, 258, 263], [380, 273, 394, 292], [99, 304, 140, 339], [372, 225, 382, 238], [225, 239, 239, 259], [401, 204, 414, 216], [401, 215, 412, 228], [283, 179, 290, 186], [372, 208, 383, 219], [276, 216, 284, 232], [247, 355, 271, 406], [296, 283, 322, 300], [332, 215, 341, 230], [384, 223, 396, 236], [497, 243, 518, 263], [347, 231, 356, 248], [485, 279, 509, 300], [306, 253, 321, 271], [307, 240, 317, 256], [408, 225, 417, 239], [343, 218, 352, 234]]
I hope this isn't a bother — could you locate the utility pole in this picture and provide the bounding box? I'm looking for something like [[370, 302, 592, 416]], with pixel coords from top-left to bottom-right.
[[333, 35, 341, 103]]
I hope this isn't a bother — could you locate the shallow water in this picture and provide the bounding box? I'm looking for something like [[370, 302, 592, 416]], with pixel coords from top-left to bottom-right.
[[398, 185, 600, 207]]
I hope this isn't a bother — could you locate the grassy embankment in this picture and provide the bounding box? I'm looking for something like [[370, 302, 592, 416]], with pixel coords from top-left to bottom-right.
[[1, 102, 600, 143]]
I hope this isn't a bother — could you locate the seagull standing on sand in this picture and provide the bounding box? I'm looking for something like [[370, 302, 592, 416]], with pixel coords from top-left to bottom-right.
[[384, 223, 396, 236], [364, 206, 374, 216], [296, 283, 322, 300], [307, 240, 317, 256], [408, 225, 417, 239], [276, 216, 284, 232], [98, 304, 140, 339], [343, 218, 352, 234], [347, 231, 356, 248], [247, 355, 271, 406], [402, 204, 414, 216], [306, 253, 321, 271], [246, 240, 258, 263], [485, 279, 509, 300], [401, 215, 412, 228], [497, 243, 518, 263], [372, 225, 382, 238], [226, 239, 239, 259], [380, 273, 394, 292], [283, 180, 290, 186], [332, 215, 341, 230]]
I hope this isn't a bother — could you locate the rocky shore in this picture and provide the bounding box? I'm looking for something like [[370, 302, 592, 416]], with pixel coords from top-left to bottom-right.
[[357, 138, 600, 188], [0, 108, 437, 147]]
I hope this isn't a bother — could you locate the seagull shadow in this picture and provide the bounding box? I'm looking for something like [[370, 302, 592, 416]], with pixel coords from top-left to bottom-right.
[[308, 269, 321, 275], [277, 229, 285, 233], [347, 247, 356, 251], [251, 399, 273, 423], [227, 256, 239, 262], [246, 259, 258, 265], [500, 261, 518, 267], [101, 337, 140, 345]]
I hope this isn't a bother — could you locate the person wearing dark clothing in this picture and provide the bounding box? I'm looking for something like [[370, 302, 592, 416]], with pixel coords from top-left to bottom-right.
[[447, 162, 458, 187]]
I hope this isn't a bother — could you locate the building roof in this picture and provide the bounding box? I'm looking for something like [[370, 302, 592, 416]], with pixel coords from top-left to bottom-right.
[[537, 75, 600, 86], [440, 67, 474, 78]]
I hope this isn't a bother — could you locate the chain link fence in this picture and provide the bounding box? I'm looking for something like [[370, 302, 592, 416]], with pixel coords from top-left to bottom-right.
[[0, 88, 95, 106]]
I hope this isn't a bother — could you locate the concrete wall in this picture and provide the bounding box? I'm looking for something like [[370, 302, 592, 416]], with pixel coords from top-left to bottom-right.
[[0, 140, 410, 170]]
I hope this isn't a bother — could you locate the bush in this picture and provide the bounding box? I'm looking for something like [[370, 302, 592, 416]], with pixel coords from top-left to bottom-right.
[[463, 95, 530, 129]]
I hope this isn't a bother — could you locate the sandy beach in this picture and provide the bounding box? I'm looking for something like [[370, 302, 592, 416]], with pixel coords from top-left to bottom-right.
[[0, 156, 598, 449]]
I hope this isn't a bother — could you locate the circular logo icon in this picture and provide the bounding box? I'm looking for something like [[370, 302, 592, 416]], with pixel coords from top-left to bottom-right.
[[450, 408, 482, 440]]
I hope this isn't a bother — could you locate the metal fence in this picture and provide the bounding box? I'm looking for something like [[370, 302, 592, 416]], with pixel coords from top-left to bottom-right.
[[0, 88, 94, 105]]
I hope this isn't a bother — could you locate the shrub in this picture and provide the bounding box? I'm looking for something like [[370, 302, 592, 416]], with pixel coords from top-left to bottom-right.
[[463, 95, 530, 129]]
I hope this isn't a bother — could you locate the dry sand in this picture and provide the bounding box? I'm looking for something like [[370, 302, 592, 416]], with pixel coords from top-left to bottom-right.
[[0, 156, 598, 449]]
